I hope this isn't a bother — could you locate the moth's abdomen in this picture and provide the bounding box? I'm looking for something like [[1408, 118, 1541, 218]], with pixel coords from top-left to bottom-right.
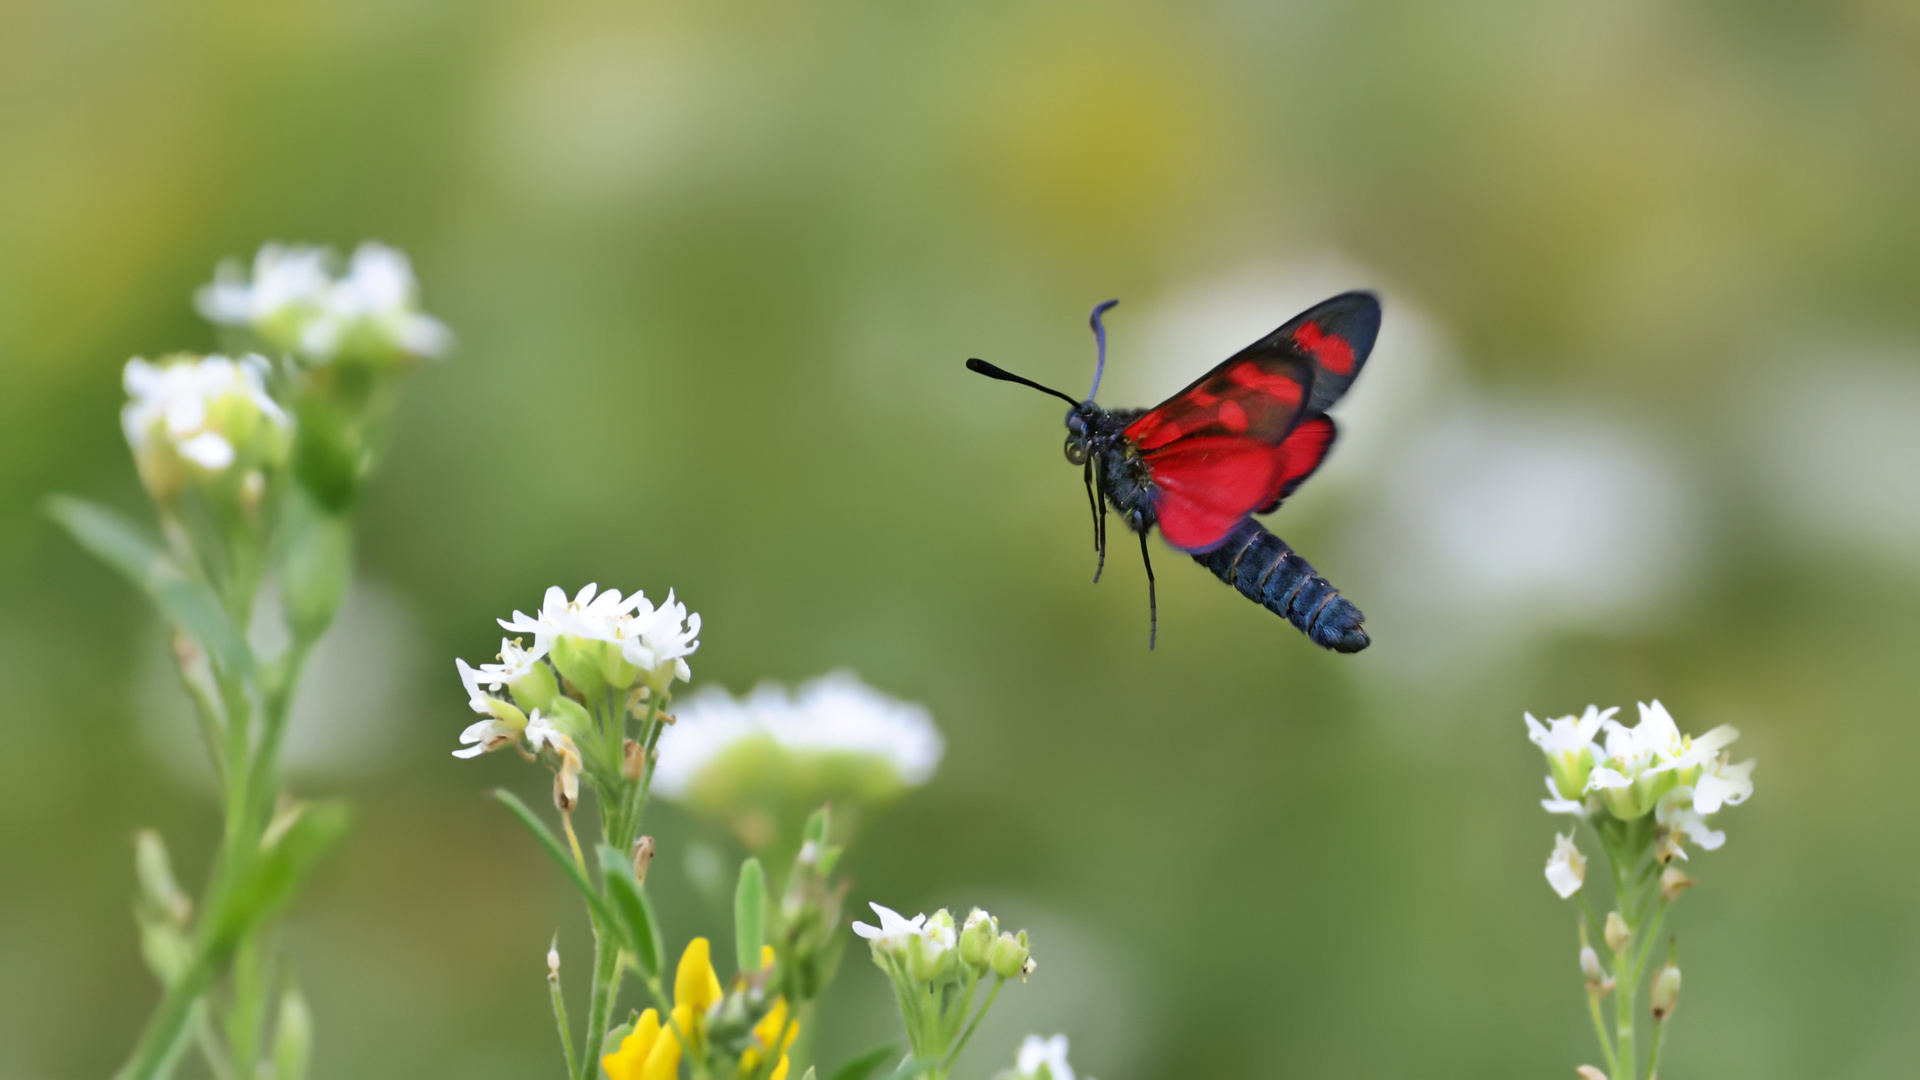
[[1194, 519, 1369, 652]]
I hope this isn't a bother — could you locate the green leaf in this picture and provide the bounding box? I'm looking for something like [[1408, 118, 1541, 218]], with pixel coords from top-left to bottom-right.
[[47, 496, 254, 678], [271, 987, 313, 1080], [491, 790, 620, 931], [279, 487, 352, 645], [214, 801, 352, 946], [601, 1015, 636, 1059], [803, 805, 831, 847], [827, 1044, 898, 1080], [597, 844, 663, 977], [888, 1055, 929, 1080], [734, 857, 767, 975]]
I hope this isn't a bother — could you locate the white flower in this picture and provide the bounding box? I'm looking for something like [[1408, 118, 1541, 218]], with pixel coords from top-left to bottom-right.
[[1545, 832, 1586, 898], [1541, 776, 1588, 816], [121, 354, 290, 498], [196, 244, 331, 326], [651, 670, 942, 799], [1526, 705, 1614, 804], [1525, 705, 1613, 756], [1693, 758, 1756, 814], [1014, 1034, 1077, 1080], [196, 241, 451, 363], [620, 589, 701, 690], [452, 714, 520, 759], [1656, 788, 1726, 859], [852, 902, 929, 950]]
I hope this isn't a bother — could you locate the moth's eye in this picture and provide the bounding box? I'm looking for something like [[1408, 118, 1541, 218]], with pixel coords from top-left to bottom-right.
[[1064, 438, 1089, 466]]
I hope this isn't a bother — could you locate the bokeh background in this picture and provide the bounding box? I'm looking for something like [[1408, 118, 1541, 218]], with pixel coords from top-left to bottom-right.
[[5, 1, 1920, 1077]]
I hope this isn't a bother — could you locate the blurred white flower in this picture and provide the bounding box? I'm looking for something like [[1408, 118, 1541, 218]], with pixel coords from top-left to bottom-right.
[[196, 244, 331, 326], [652, 670, 942, 799], [1013, 1034, 1078, 1080], [1545, 832, 1587, 898], [121, 354, 290, 500], [197, 241, 451, 363], [1541, 776, 1588, 816]]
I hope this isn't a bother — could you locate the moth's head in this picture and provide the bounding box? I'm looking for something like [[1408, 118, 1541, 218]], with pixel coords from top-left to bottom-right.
[[1063, 403, 1096, 465]]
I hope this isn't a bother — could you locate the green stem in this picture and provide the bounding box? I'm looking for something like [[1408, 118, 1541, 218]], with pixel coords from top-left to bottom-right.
[[1585, 987, 1617, 1077], [115, 949, 219, 1080], [1647, 1017, 1668, 1080], [941, 977, 1004, 1073], [580, 922, 624, 1080]]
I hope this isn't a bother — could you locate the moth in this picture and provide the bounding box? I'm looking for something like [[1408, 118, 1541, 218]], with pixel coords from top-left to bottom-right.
[[967, 292, 1379, 651]]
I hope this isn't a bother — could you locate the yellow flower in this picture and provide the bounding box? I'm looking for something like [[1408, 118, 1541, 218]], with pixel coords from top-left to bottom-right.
[[603, 939, 728, 1080], [735, 996, 799, 1080], [602, 1009, 677, 1080], [676, 937, 724, 1016]]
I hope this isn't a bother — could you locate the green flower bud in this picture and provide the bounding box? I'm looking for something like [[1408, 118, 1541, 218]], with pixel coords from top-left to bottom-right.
[[959, 908, 997, 969], [550, 635, 608, 701], [511, 659, 560, 712], [1604, 912, 1630, 954], [482, 696, 529, 731], [909, 910, 958, 983], [1650, 963, 1681, 1020], [134, 830, 191, 926], [541, 696, 592, 742], [989, 930, 1030, 980]]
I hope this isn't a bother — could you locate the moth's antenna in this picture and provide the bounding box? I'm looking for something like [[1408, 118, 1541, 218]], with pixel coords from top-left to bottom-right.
[[1139, 529, 1156, 649], [966, 358, 1082, 407], [1087, 299, 1119, 401]]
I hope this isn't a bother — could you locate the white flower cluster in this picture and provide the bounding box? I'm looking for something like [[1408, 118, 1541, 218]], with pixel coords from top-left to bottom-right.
[[452, 584, 701, 808], [120, 354, 290, 501], [197, 242, 452, 363], [497, 583, 702, 694], [1528, 700, 1758, 896], [651, 671, 943, 799]]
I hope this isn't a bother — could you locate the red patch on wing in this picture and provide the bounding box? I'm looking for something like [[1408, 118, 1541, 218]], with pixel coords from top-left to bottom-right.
[[1124, 356, 1311, 451], [1258, 415, 1337, 512], [1292, 322, 1355, 376], [1141, 436, 1284, 551]]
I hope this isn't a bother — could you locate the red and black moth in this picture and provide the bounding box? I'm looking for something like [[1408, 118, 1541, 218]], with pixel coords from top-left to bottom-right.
[[967, 292, 1379, 651]]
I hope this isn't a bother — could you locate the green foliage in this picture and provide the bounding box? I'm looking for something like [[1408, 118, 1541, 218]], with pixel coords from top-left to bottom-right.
[[46, 496, 254, 678], [597, 843, 665, 978], [734, 857, 767, 975]]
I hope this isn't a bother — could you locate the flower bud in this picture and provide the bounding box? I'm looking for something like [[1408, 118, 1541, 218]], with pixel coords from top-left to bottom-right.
[[909, 909, 957, 983], [632, 836, 656, 885], [1659, 867, 1697, 903], [1604, 912, 1630, 954], [548, 936, 562, 981], [135, 830, 192, 926], [960, 909, 998, 969], [1579, 946, 1603, 982], [989, 930, 1031, 980], [1575, 1068, 1608, 1080], [550, 635, 609, 702], [511, 659, 560, 713], [1650, 963, 1681, 1020]]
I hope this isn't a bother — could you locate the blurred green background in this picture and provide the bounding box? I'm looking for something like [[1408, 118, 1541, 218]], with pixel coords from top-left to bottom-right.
[[5, 1, 1920, 1077]]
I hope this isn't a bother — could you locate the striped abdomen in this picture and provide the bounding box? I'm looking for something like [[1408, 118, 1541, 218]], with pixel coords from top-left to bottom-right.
[[1193, 519, 1369, 652]]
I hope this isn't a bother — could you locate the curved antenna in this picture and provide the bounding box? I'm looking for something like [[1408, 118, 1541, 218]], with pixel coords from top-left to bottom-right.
[[1087, 299, 1119, 401], [965, 358, 1082, 407]]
